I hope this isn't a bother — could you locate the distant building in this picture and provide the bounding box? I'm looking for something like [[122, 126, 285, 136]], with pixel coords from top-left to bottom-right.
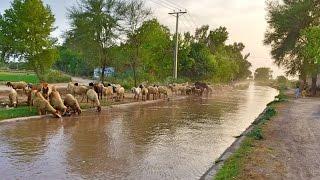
[[93, 67, 115, 79]]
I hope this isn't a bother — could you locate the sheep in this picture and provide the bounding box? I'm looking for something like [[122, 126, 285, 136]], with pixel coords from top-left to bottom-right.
[[115, 86, 125, 101], [131, 87, 142, 101], [6, 81, 27, 90], [41, 83, 53, 100], [158, 86, 168, 99], [103, 85, 114, 101], [8, 88, 18, 107], [177, 85, 187, 95], [86, 89, 101, 112], [49, 86, 67, 115], [64, 94, 82, 115], [67, 82, 75, 94], [33, 92, 61, 118], [147, 86, 159, 100], [89, 82, 104, 100], [74, 83, 89, 102], [168, 84, 179, 95], [140, 85, 148, 101]]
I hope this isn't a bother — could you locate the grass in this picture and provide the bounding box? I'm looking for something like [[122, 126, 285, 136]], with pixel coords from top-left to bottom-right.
[[214, 93, 286, 180], [215, 138, 255, 180], [0, 71, 39, 84], [0, 70, 72, 84], [0, 106, 38, 121]]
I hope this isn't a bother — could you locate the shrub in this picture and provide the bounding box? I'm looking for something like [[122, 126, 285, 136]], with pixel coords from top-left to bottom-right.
[[248, 127, 263, 140], [46, 70, 71, 83]]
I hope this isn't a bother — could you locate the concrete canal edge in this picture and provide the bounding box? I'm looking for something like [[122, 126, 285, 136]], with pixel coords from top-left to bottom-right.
[[0, 96, 188, 124], [200, 107, 270, 180]]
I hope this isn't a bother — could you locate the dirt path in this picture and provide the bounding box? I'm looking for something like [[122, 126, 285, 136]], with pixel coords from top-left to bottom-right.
[[239, 98, 320, 179]]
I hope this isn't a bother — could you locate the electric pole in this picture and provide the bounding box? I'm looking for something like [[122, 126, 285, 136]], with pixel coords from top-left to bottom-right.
[[169, 10, 187, 79]]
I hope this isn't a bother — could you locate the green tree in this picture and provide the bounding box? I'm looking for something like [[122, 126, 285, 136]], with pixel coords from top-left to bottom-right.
[[66, 0, 126, 82], [264, 0, 320, 94], [124, 0, 151, 86], [254, 67, 273, 81], [301, 26, 320, 95], [1, 0, 57, 81], [126, 19, 172, 82]]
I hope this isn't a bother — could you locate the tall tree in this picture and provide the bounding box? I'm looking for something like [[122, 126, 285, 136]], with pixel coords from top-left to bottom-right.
[[66, 0, 126, 82], [1, 0, 57, 81], [264, 0, 320, 94], [301, 26, 320, 95], [124, 0, 151, 86]]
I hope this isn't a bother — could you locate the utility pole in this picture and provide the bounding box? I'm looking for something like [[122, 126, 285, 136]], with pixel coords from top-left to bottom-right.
[[169, 10, 187, 79]]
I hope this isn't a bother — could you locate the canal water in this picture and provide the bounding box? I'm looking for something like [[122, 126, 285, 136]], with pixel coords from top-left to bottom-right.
[[0, 84, 278, 179]]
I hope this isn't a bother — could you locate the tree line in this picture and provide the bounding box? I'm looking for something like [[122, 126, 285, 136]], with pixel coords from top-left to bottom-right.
[[0, 0, 252, 86]]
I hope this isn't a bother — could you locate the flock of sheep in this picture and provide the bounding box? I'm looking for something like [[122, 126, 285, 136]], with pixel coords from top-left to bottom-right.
[[5, 81, 214, 118]]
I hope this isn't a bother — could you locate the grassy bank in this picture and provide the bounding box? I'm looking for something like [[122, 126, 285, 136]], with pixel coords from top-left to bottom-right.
[[0, 106, 38, 121], [0, 70, 71, 84], [214, 92, 287, 180], [0, 71, 39, 84]]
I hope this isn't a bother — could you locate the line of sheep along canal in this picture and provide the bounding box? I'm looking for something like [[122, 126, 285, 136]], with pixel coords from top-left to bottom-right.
[[0, 84, 278, 179]]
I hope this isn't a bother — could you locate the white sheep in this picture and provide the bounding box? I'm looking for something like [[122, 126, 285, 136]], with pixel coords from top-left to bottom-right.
[[131, 87, 142, 101], [74, 83, 89, 102], [86, 89, 101, 112], [115, 86, 125, 101], [8, 88, 18, 107]]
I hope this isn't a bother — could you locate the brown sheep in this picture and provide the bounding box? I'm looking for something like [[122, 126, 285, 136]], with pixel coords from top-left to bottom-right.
[[41, 83, 53, 100], [6, 81, 27, 90], [86, 89, 101, 112], [158, 86, 168, 99], [33, 92, 61, 118], [49, 86, 67, 115], [103, 85, 114, 101], [8, 88, 18, 107], [89, 82, 104, 100], [147, 86, 159, 100], [64, 94, 82, 115], [168, 84, 178, 95], [140, 85, 148, 101]]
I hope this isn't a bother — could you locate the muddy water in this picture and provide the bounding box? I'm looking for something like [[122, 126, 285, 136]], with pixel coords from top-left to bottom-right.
[[0, 84, 278, 180]]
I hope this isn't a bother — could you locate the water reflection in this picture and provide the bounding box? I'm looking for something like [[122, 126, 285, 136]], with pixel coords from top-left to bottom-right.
[[0, 84, 278, 179]]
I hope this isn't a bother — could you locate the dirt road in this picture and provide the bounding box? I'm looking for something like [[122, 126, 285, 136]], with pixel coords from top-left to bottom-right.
[[239, 98, 320, 179]]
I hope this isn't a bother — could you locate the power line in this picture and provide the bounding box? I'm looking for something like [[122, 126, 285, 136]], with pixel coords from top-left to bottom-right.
[[149, 0, 175, 10], [161, 0, 186, 11]]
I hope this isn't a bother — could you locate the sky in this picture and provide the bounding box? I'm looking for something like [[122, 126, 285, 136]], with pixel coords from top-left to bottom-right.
[[0, 0, 285, 77]]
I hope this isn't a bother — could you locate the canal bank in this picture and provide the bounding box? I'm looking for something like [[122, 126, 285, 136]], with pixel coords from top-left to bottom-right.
[[208, 93, 320, 179]]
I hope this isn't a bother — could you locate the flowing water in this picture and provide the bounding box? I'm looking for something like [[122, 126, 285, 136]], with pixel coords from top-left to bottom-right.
[[0, 84, 278, 180]]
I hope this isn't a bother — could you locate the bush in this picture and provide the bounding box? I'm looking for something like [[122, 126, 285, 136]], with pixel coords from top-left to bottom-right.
[[46, 70, 71, 83], [248, 127, 263, 140]]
